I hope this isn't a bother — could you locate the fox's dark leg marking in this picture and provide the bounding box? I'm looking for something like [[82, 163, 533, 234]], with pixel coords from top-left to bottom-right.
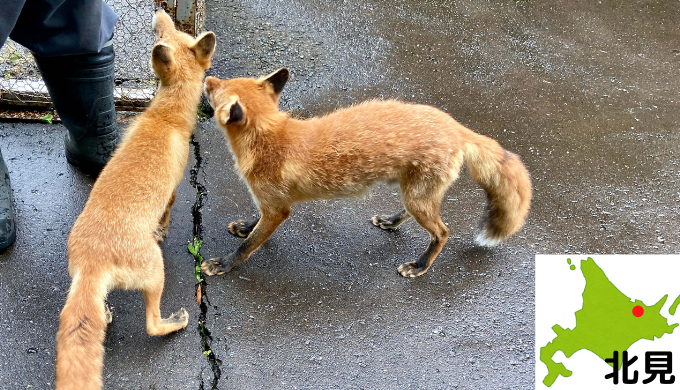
[[203, 207, 290, 276], [398, 189, 449, 277], [397, 235, 447, 278], [154, 190, 176, 242], [371, 209, 411, 230], [227, 217, 260, 238]]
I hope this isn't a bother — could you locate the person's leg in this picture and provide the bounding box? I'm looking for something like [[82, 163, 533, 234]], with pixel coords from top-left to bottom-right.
[[0, 1, 118, 247], [0, 1, 28, 250], [0, 149, 16, 250], [33, 44, 119, 173], [11, 0, 120, 173], [0, 0, 26, 49]]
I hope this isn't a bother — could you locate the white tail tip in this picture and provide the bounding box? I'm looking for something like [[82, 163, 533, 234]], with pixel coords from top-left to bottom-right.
[[475, 231, 502, 247]]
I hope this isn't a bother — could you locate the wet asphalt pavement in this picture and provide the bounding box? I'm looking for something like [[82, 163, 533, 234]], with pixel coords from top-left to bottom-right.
[[1, 0, 679, 389]]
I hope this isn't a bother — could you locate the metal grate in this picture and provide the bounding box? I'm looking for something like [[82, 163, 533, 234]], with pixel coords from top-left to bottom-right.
[[0, 0, 204, 112]]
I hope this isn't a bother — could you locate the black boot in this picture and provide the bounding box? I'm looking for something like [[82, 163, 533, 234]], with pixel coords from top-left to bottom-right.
[[33, 44, 120, 174], [0, 149, 16, 251]]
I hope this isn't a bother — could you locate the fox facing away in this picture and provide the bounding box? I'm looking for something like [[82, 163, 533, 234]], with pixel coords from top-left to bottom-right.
[[55, 10, 216, 390], [201, 68, 531, 279]]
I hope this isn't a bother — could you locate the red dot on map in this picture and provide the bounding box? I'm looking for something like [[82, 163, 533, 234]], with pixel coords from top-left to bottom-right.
[[632, 305, 644, 317]]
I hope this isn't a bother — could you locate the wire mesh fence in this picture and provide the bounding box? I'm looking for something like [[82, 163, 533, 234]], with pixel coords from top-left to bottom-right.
[[109, 0, 158, 109], [0, 0, 204, 112]]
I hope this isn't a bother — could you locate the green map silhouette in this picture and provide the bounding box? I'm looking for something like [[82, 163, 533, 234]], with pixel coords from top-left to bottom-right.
[[540, 257, 679, 387]]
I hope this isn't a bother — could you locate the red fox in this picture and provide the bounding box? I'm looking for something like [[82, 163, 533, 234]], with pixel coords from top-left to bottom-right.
[[201, 68, 531, 279], [55, 10, 215, 390]]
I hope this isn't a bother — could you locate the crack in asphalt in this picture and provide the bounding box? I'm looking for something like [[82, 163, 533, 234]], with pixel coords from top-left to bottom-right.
[[190, 134, 223, 389]]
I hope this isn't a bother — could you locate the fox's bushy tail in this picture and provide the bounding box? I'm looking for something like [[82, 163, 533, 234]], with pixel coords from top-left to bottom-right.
[[56, 274, 108, 390], [461, 129, 532, 246]]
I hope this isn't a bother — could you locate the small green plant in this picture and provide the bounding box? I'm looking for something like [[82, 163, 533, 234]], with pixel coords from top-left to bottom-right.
[[7, 52, 23, 64], [203, 350, 212, 356], [40, 113, 53, 124], [197, 103, 211, 122], [188, 236, 203, 282]]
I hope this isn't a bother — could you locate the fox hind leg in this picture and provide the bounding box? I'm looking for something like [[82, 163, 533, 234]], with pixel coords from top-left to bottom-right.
[[142, 244, 188, 336], [144, 279, 188, 336], [372, 209, 411, 230], [228, 216, 260, 238], [397, 184, 449, 278]]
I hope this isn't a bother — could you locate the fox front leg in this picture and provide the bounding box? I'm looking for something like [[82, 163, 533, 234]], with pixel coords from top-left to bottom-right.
[[227, 216, 260, 238], [202, 208, 290, 275]]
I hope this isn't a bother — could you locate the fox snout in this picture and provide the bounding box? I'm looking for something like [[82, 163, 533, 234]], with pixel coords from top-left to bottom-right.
[[201, 78, 218, 118], [203, 77, 219, 108], [203, 78, 245, 126]]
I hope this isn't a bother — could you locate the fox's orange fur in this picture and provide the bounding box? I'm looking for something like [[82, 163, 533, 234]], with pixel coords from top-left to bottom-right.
[[202, 68, 531, 278], [55, 11, 215, 390]]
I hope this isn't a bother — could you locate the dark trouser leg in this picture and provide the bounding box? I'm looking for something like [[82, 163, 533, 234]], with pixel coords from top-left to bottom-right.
[[33, 44, 119, 174], [0, 149, 15, 250]]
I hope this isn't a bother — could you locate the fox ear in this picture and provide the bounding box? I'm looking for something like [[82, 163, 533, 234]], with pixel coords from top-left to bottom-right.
[[190, 32, 216, 67], [151, 43, 175, 78], [152, 9, 175, 37], [218, 101, 244, 126], [262, 68, 289, 95]]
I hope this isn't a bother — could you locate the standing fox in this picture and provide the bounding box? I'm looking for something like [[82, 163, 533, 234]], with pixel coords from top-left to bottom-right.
[[55, 10, 215, 390], [201, 68, 531, 278]]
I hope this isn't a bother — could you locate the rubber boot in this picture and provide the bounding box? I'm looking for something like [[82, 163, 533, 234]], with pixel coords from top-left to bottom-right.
[[33, 44, 119, 174], [0, 149, 16, 251]]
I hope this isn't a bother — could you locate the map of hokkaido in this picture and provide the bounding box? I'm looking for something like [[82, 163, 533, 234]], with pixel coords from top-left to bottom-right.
[[537, 256, 680, 388]]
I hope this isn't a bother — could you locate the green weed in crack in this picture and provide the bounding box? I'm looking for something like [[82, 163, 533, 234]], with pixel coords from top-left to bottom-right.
[[188, 237, 204, 283], [189, 135, 222, 389]]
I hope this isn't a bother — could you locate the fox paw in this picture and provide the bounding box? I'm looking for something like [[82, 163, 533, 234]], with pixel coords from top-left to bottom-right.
[[228, 220, 251, 238], [201, 257, 234, 276], [372, 215, 399, 230], [165, 308, 189, 328], [148, 308, 189, 336], [397, 261, 429, 278]]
